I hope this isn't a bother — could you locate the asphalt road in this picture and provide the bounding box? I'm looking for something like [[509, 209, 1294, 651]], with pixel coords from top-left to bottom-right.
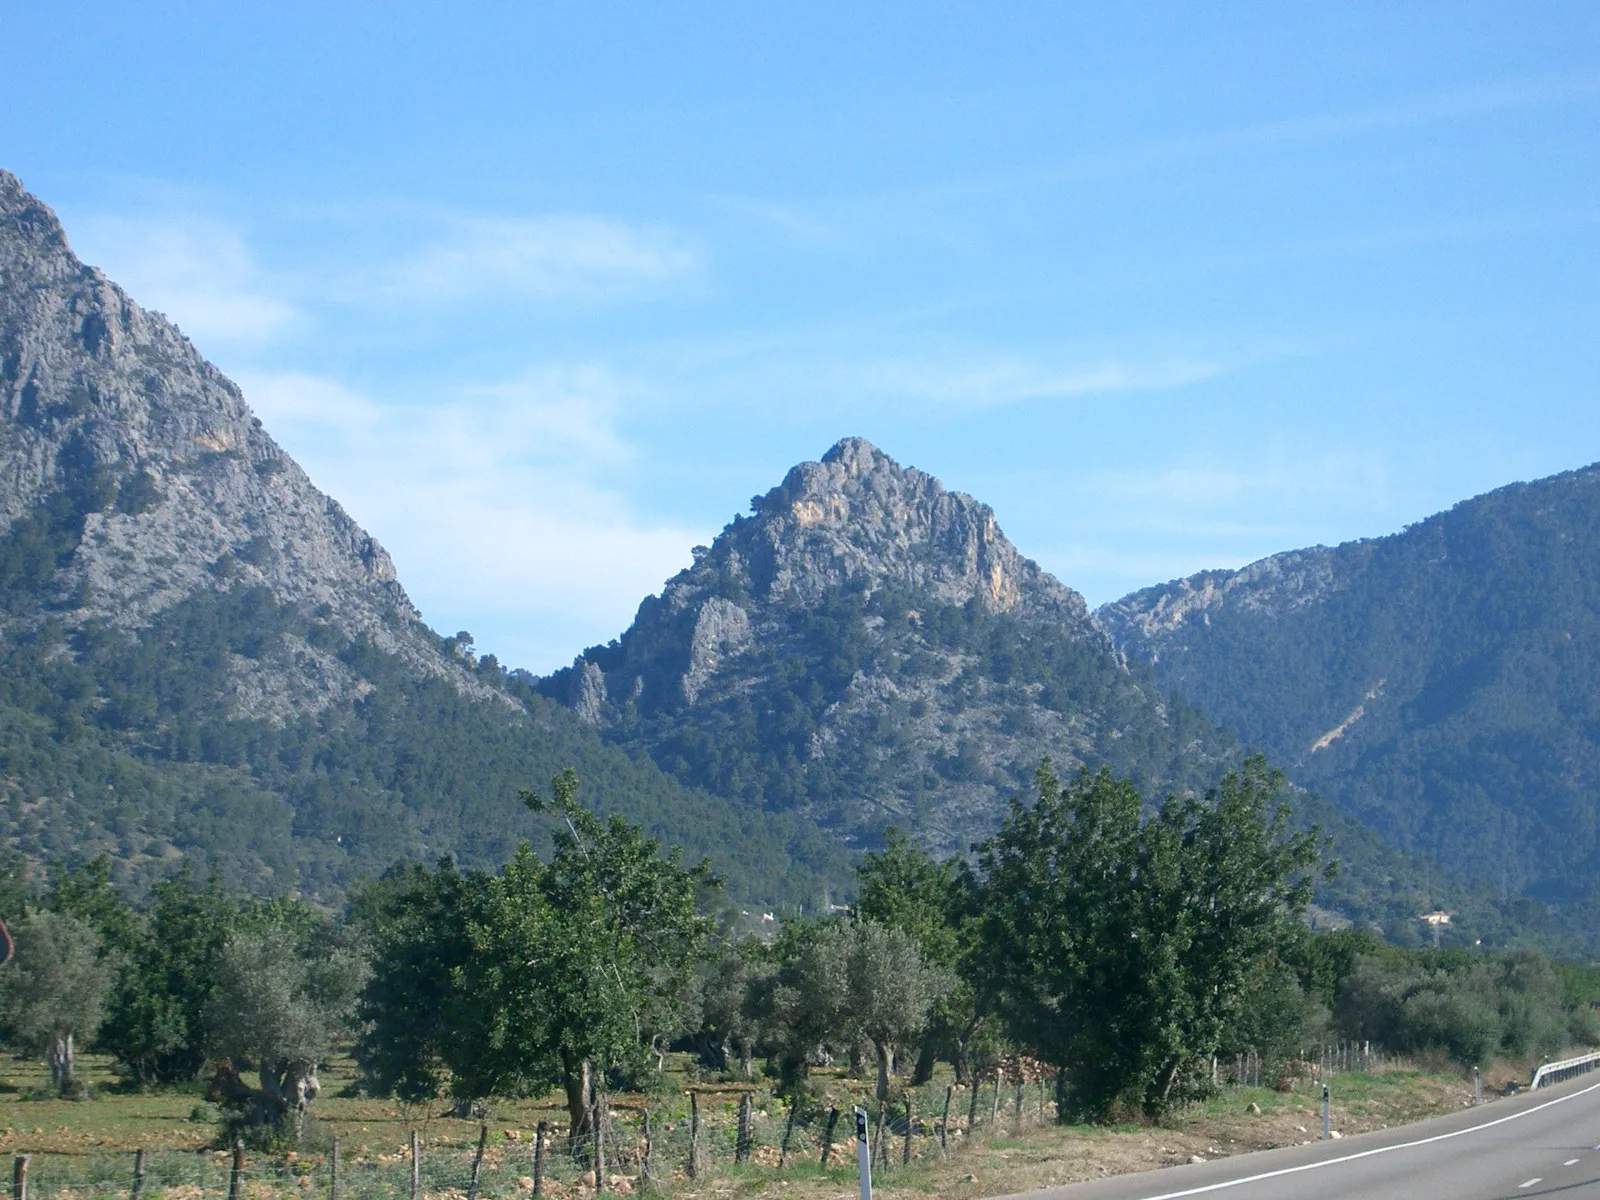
[[996, 1072, 1600, 1200]]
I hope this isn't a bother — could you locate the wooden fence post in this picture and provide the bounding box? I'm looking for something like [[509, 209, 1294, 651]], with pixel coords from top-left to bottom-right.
[[902, 1092, 913, 1165], [328, 1141, 339, 1200], [641, 1110, 653, 1188], [778, 1101, 796, 1167], [990, 1072, 1002, 1125], [228, 1139, 244, 1200], [687, 1092, 703, 1180], [409, 1131, 420, 1200], [12, 1154, 28, 1200], [466, 1124, 487, 1200], [735, 1093, 753, 1164], [939, 1085, 953, 1155], [820, 1106, 839, 1167], [592, 1097, 606, 1192], [872, 1099, 886, 1169], [132, 1148, 147, 1200], [967, 1074, 981, 1132], [533, 1122, 547, 1199]]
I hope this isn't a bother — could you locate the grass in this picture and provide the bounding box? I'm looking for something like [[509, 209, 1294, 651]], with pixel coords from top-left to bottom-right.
[[0, 1051, 1498, 1199]]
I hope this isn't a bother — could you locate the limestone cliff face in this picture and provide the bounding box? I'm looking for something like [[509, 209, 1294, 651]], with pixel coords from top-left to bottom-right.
[[545, 439, 1225, 853], [1096, 547, 1343, 658], [721, 437, 1088, 622], [0, 169, 477, 714]]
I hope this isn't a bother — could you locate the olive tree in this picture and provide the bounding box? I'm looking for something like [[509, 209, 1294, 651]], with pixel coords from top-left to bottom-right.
[[0, 911, 111, 1095], [208, 925, 364, 1141], [765, 918, 950, 1099]]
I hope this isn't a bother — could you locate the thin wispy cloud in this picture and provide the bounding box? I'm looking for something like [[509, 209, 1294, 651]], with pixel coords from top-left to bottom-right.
[[68, 212, 301, 348], [860, 356, 1227, 410], [235, 366, 704, 671], [822, 73, 1600, 216], [362, 213, 697, 304]]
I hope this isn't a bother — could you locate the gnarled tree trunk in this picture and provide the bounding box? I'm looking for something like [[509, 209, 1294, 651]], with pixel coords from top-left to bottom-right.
[[875, 1042, 896, 1101], [561, 1053, 594, 1156]]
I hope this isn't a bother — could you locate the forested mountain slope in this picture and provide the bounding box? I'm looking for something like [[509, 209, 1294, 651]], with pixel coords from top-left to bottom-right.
[[544, 438, 1234, 856], [1099, 464, 1600, 918], [543, 439, 1577, 946], [0, 168, 850, 905]]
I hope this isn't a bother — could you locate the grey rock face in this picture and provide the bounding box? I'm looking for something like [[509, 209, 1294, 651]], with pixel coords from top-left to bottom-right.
[[0, 169, 482, 708], [569, 657, 608, 725], [735, 437, 1089, 622], [1096, 547, 1342, 659], [682, 597, 751, 704], [549, 438, 1223, 854]]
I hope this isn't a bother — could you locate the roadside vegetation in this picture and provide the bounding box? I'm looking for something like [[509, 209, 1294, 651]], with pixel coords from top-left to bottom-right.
[[0, 755, 1596, 1196]]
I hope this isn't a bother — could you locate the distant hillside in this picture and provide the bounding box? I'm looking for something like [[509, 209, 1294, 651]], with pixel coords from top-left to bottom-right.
[[1100, 465, 1600, 925], [533, 439, 1561, 945], [544, 438, 1230, 855], [0, 168, 850, 906]]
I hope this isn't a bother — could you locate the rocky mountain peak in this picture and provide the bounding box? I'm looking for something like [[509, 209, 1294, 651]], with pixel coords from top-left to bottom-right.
[[545, 438, 1220, 855], [0, 169, 476, 713], [0, 170, 69, 258], [712, 437, 1085, 621]]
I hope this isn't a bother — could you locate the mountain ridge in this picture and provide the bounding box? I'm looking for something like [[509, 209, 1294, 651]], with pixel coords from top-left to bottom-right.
[[0, 168, 852, 906], [546, 436, 1234, 854], [1099, 461, 1600, 919]]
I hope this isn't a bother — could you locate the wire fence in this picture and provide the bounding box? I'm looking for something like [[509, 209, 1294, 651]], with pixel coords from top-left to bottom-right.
[[3, 1046, 1409, 1199], [2, 1069, 1067, 1200], [1209, 1041, 1394, 1092]]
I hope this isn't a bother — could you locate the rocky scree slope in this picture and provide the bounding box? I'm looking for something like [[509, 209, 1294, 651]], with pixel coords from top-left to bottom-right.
[[0, 170, 849, 904], [1099, 463, 1600, 925], [544, 438, 1235, 856]]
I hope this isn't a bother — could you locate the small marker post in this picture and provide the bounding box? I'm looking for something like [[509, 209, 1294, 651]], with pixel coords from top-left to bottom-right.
[[1322, 1083, 1331, 1141], [855, 1106, 872, 1200]]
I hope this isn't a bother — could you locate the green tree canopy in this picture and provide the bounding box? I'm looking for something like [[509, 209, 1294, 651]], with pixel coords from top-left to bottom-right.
[[976, 755, 1323, 1119], [0, 911, 111, 1095]]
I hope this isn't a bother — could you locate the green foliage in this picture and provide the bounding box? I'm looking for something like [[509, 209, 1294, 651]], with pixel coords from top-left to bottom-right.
[[48, 855, 139, 951], [207, 923, 364, 1141], [855, 829, 961, 966], [757, 916, 949, 1099], [351, 859, 487, 1104], [97, 868, 236, 1085], [0, 910, 111, 1094], [0, 843, 31, 928], [1112, 465, 1600, 929], [0, 579, 852, 908], [682, 937, 773, 1076], [974, 756, 1323, 1120], [357, 772, 718, 1113], [855, 829, 987, 1082]]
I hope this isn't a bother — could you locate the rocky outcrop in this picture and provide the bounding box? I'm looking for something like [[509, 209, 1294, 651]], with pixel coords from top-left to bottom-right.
[[543, 438, 1225, 854], [734, 437, 1087, 621], [682, 597, 751, 705], [1096, 547, 1342, 658], [0, 169, 480, 707]]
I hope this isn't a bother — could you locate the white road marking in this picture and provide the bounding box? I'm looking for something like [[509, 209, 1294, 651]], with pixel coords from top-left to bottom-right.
[[1071, 1078, 1600, 1200], [1566, 1158, 1581, 1165], [1519, 1181, 1541, 1189]]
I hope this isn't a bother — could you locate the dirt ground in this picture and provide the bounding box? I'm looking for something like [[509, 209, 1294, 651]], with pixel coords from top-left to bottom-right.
[[0, 1052, 1516, 1199]]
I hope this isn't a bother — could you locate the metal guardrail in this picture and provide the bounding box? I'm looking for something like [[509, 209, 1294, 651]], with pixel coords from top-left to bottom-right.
[[1530, 1050, 1600, 1089]]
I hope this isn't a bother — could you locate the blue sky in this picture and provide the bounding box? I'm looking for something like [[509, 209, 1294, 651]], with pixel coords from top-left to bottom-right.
[[4, 3, 1598, 672]]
